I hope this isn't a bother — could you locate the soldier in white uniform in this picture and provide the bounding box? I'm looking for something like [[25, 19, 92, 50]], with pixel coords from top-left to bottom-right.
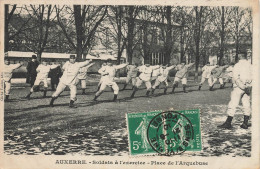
[[26, 60, 59, 99], [77, 62, 95, 94], [198, 62, 217, 90], [172, 62, 195, 93], [93, 59, 128, 101], [3, 59, 23, 101], [151, 65, 161, 85], [151, 64, 176, 94], [223, 62, 235, 88], [218, 53, 252, 129], [122, 63, 139, 90], [96, 62, 107, 92], [130, 64, 160, 98], [50, 55, 93, 108], [209, 64, 229, 90]]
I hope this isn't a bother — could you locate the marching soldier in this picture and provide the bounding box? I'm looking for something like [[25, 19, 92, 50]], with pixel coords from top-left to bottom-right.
[[151, 64, 176, 94], [198, 62, 217, 90], [25, 60, 60, 99], [172, 62, 195, 93], [78, 61, 95, 94], [93, 59, 128, 102], [122, 63, 139, 90], [218, 53, 252, 129], [3, 58, 23, 101], [209, 64, 229, 91], [50, 55, 93, 108], [130, 63, 160, 98]]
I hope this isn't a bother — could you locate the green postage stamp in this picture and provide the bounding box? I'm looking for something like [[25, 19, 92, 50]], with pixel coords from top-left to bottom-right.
[[127, 109, 202, 156]]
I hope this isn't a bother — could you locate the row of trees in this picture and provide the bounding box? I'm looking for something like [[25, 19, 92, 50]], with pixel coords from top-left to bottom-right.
[[5, 5, 252, 78]]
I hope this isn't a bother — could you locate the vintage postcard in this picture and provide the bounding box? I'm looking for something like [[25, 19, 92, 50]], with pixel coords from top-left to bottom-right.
[[0, 0, 259, 168]]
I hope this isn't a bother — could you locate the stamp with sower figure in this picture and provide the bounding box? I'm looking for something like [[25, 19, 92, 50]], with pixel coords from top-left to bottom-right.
[[127, 110, 202, 156]]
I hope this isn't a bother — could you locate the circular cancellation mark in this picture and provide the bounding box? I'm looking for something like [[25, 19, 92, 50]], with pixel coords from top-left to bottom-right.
[[147, 111, 194, 156]]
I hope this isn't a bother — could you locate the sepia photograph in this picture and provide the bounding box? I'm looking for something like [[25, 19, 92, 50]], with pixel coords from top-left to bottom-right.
[[0, 0, 259, 168]]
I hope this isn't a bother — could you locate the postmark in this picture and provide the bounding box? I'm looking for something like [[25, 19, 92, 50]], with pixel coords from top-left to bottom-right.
[[127, 109, 201, 156], [147, 111, 194, 155]]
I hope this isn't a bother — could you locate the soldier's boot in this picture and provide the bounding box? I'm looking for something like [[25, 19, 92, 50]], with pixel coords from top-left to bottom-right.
[[171, 84, 177, 93], [151, 88, 155, 94], [122, 84, 127, 90], [240, 115, 250, 129], [163, 88, 167, 94], [209, 85, 214, 91], [26, 92, 32, 99], [43, 89, 47, 98], [183, 85, 188, 93], [49, 96, 57, 107], [146, 90, 150, 96], [113, 94, 118, 102], [69, 100, 77, 108], [217, 116, 233, 129], [220, 84, 224, 89], [223, 82, 226, 88], [82, 89, 86, 95], [198, 85, 202, 91], [130, 87, 137, 98], [5, 95, 9, 101]]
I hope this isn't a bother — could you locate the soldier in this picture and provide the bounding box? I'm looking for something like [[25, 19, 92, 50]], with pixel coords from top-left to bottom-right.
[[151, 64, 161, 86], [26, 55, 39, 87], [172, 62, 195, 93], [223, 62, 235, 88], [122, 63, 139, 90], [96, 62, 108, 92], [50, 55, 93, 108], [3, 59, 23, 101], [130, 63, 160, 98], [209, 64, 229, 91], [198, 62, 217, 90], [93, 59, 128, 102], [77, 61, 95, 94], [151, 64, 176, 94], [218, 53, 252, 129], [25, 60, 60, 99]]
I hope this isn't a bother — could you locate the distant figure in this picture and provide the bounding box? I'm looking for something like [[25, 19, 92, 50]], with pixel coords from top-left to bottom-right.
[[122, 63, 139, 90], [172, 62, 195, 93], [26, 55, 39, 87], [77, 61, 95, 94], [26, 60, 60, 99], [49, 60, 63, 91]]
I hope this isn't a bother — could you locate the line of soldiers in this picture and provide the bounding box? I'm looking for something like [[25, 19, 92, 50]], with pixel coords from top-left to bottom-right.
[[3, 53, 252, 129]]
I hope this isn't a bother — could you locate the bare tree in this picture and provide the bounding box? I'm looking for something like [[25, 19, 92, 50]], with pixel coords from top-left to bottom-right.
[[56, 5, 108, 60], [5, 4, 16, 52]]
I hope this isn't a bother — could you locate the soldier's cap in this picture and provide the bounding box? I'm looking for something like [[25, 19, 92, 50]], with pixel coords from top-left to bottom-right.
[[4, 57, 10, 61], [32, 55, 37, 59], [107, 59, 112, 62], [207, 62, 210, 64], [70, 55, 76, 59]]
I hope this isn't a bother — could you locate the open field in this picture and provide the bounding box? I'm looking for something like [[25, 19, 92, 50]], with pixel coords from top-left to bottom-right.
[[4, 79, 251, 156]]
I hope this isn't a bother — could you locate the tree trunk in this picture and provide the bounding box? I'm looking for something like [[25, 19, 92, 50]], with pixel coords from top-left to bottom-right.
[[127, 6, 135, 64], [219, 6, 225, 65], [165, 6, 172, 64], [4, 5, 9, 52], [74, 5, 84, 60], [194, 7, 202, 81]]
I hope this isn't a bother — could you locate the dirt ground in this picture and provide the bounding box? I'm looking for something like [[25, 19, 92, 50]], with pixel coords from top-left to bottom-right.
[[4, 79, 251, 156]]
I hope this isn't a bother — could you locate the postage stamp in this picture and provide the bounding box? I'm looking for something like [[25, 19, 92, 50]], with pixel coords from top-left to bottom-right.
[[127, 109, 202, 156]]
